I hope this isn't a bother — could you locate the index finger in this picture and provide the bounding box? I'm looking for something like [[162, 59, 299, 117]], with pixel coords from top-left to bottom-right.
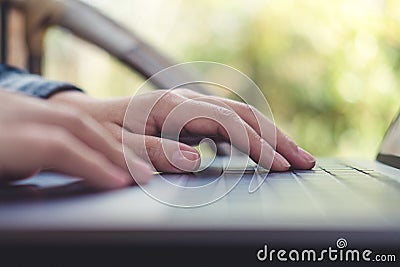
[[173, 89, 315, 169], [160, 98, 291, 171]]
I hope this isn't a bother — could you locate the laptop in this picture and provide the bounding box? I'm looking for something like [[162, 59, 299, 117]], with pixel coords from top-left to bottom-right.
[[0, 110, 399, 266]]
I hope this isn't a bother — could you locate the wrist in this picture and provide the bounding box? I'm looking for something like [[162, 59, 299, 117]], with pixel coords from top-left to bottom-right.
[[48, 90, 92, 104], [48, 91, 99, 115], [47, 90, 128, 127]]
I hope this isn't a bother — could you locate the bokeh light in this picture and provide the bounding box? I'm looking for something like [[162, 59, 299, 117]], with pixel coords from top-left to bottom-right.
[[43, 0, 400, 158]]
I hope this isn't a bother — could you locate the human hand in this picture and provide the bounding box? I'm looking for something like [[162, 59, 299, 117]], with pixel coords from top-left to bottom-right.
[[49, 89, 315, 172], [0, 91, 152, 188]]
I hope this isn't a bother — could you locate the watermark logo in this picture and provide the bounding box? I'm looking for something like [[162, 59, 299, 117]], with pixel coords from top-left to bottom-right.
[[122, 61, 276, 207], [336, 237, 347, 249], [256, 238, 396, 263]]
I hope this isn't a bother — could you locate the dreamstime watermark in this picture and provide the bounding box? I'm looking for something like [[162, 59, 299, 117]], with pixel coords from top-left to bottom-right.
[[122, 61, 276, 207], [256, 238, 397, 263]]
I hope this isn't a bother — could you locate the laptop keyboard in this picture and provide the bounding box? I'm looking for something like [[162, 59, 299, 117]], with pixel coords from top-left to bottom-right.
[[198, 157, 400, 188], [151, 156, 400, 220], [308, 161, 400, 194], [184, 158, 400, 213], [143, 158, 400, 225]]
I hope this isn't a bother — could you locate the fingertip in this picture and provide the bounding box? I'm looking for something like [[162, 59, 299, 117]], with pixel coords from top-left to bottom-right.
[[293, 147, 316, 169], [308, 160, 316, 169], [298, 147, 316, 163], [304, 157, 316, 169], [107, 167, 133, 188], [271, 153, 291, 172]]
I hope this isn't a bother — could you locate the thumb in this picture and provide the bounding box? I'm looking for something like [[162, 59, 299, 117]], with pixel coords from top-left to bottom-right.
[[123, 132, 201, 173]]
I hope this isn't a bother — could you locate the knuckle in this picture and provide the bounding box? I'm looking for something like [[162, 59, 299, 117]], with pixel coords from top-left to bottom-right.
[[151, 91, 188, 120], [160, 90, 186, 105], [212, 107, 237, 137], [213, 106, 237, 122]]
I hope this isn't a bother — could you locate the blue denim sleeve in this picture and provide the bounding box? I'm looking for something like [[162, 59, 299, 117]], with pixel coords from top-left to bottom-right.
[[0, 64, 83, 98]]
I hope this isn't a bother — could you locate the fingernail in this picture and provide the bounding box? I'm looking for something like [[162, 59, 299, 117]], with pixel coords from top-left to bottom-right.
[[298, 148, 315, 163], [172, 150, 200, 171], [274, 153, 291, 170], [182, 150, 200, 161]]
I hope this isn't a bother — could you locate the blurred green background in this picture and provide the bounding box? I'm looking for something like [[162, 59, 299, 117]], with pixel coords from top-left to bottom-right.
[[43, 0, 400, 158]]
